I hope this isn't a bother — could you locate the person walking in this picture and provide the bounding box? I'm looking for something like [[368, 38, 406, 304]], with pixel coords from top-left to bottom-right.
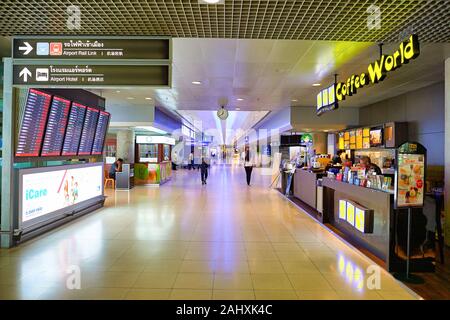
[[244, 150, 255, 186], [189, 152, 194, 170], [200, 158, 209, 185]]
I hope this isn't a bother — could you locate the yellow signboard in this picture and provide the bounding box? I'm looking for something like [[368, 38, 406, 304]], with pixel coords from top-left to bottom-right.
[[317, 34, 420, 115]]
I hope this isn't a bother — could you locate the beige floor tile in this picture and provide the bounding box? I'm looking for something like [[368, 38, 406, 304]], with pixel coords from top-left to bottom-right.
[[281, 261, 321, 274], [143, 259, 182, 273], [133, 273, 177, 289], [173, 273, 214, 289], [336, 290, 384, 300], [276, 250, 309, 262], [213, 290, 255, 300], [254, 290, 298, 300], [83, 271, 140, 288], [248, 260, 285, 274], [214, 260, 250, 274], [179, 260, 216, 273], [1, 167, 417, 301], [78, 287, 128, 300], [213, 273, 253, 290], [251, 274, 294, 290], [170, 289, 212, 300], [297, 290, 341, 300], [124, 289, 171, 300], [288, 274, 334, 291], [377, 290, 418, 300]]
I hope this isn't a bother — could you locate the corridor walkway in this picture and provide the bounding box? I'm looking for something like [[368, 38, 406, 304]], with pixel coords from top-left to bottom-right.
[[0, 165, 419, 300]]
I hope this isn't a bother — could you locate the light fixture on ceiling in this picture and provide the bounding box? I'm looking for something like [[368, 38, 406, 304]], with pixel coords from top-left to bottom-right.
[[312, 83, 321, 87], [116, 90, 121, 93], [291, 99, 298, 102], [235, 107, 241, 111], [145, 97, 153, 100], [192, 81, 202, 85], [127, 97, 135, 100], [199, 0, 224, 4], [237, 98, 244, 101]]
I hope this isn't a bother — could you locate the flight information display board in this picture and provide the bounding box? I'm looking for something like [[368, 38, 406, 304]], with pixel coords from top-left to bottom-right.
[[16, 89, 52, 157], [78, 107, 99, 155], [91, 111, 110, 155], [41, 96, 71, 156], [62, 102, 87, 156]]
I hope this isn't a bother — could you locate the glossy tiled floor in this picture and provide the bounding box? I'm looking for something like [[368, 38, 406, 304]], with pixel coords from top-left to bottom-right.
[[0, 165, 420, 300]]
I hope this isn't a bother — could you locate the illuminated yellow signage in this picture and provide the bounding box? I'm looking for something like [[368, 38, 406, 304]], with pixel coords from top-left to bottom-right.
[[338, 199, 373, 233], [317, 84, 337, 115], [317, 34, 420, 114], [346, 202, 355, 226]]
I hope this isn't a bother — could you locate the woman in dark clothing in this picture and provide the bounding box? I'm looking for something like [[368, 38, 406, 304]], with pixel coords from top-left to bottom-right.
[[244, 151, 255, 186], [200, 158, 209, 185]]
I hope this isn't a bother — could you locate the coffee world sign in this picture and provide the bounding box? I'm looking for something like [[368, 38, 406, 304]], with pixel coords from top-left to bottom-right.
[[317, 34, 420, 116]]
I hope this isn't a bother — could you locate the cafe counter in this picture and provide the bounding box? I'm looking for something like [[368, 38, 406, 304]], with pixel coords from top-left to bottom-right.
[[322, 177, 393, 266], [293, 169, 324, 209]]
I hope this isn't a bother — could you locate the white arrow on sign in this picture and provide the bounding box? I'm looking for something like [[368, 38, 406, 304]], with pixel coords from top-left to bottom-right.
[[19, 67, 32, 82], [18, 42, 33, 55]]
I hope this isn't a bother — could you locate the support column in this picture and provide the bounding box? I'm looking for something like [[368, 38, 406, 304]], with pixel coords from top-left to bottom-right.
[[116, 129, 135, 163], [1, 58, 14, 248], [445, 58, 450, 246], [312, 132, 327, 154]]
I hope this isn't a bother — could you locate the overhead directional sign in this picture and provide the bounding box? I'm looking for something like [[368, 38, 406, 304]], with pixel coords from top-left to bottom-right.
[[13, 37, 170, 60], [13, 64, 170, 86]]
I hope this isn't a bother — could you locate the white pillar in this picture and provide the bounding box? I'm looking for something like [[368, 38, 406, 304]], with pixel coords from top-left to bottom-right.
[[445, 58, 450, 246], [116, 129, 135, 163]]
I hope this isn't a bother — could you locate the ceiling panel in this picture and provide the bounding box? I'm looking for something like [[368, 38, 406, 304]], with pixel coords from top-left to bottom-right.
[[0, 1, 449, 42], [95, 38, 450, 113]]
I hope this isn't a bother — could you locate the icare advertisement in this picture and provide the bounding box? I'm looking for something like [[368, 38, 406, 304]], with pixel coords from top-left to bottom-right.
[[21, 164, 103, 223]]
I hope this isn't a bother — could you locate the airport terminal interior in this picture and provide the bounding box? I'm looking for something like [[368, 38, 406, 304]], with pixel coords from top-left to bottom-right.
[[0, 0, 450, 301]]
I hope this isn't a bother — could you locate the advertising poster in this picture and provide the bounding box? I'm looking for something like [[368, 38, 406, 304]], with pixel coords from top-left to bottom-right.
[[397, 153, 425, 207], [21, 164, 103, 222]]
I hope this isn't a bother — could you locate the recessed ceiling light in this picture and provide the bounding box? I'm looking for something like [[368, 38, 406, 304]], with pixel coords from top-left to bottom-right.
[[145, 97, 152, 100], [312, 83, 321, 87], [237, 98, 244, 101], [192, 81, 202, 85], [127, 97, 135, 100], [200, 0, 222, 4], [291, 99, 298, 102], [116, 90, 121, 93]]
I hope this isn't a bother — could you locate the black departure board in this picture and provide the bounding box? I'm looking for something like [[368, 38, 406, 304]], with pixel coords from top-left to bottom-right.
[[91, 111, 110, 155], [62, 102, 87, 156], [78, 107, 99, 155], [41, 96, 71, 156], [16, 89, 52, 157]]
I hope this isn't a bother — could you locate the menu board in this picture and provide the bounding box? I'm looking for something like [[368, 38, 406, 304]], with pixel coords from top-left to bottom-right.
[[397, 153, 425, 207], [62, 102, 87, 156], [338, 133, 345, 150], [41, 96, 71, 156], [356, 129, 363, 149], [16, 89, 52, 157], [78, 107, 99, 155], [91, 111, 110, 155]]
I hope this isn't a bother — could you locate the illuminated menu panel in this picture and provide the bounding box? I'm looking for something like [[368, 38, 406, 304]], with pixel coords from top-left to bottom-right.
[[41, 96, 71, 156], [78, 107, 99, 155], [91, 111, 110, 155], [62, 102, 87, 156], [16, 89, 52, 157]]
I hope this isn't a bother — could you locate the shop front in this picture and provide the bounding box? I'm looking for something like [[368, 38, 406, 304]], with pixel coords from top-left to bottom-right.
[[134, 135, 175, 185]]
